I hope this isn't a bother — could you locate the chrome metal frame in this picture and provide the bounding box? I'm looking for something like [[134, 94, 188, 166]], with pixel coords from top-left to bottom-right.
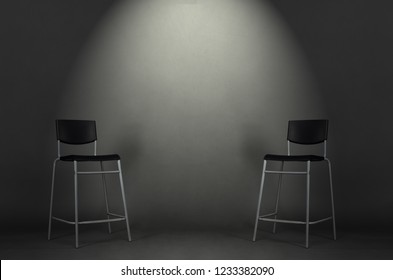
[[48, 140, 132, 248], [253, 140, 336, 248]]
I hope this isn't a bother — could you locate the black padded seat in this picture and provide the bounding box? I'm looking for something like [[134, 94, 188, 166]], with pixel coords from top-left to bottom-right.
[[60, 154, 120, 162], [264, 154, 325, 162]]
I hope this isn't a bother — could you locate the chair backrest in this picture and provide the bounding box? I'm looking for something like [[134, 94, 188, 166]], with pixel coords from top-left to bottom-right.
[[287, 120, 328, 145], [56, 119, 97, 144]]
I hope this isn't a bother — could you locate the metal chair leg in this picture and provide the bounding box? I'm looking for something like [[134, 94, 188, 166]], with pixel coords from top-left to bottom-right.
[[305, 161, 310, 249], [48, 159, 58, 240], [101, 162, 112, 234], [74, 161, 79, 249], [327, 159, 337, 240], [253, 160, 267, 242], [118, 160, 131, 242], [273, 161, 284, 234]]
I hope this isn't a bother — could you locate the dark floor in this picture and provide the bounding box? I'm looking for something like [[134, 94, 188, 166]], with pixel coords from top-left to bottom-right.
[[1, 225, 392, 260]]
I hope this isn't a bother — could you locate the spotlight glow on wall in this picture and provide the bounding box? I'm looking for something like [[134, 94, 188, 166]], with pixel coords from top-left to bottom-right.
[[58, 0, 326, 227]]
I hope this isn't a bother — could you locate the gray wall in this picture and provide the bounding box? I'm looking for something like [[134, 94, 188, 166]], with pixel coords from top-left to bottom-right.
[[1, 0, 392, 230], [269, 0, 393, 227]]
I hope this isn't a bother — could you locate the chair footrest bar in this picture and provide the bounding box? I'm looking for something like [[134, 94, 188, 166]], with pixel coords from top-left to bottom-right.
[[259, 212, 278, 218], [259, 216, 332, 225], [107, 212, 125, 218], [77, 170, 120, 175], [52, 217, 74, 225], [78, 217, 125, 225], [309, 216, 333, 224], [52, 216, 125, 225], [260, 217, 306, 225], [265, 170, 308, 175]]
